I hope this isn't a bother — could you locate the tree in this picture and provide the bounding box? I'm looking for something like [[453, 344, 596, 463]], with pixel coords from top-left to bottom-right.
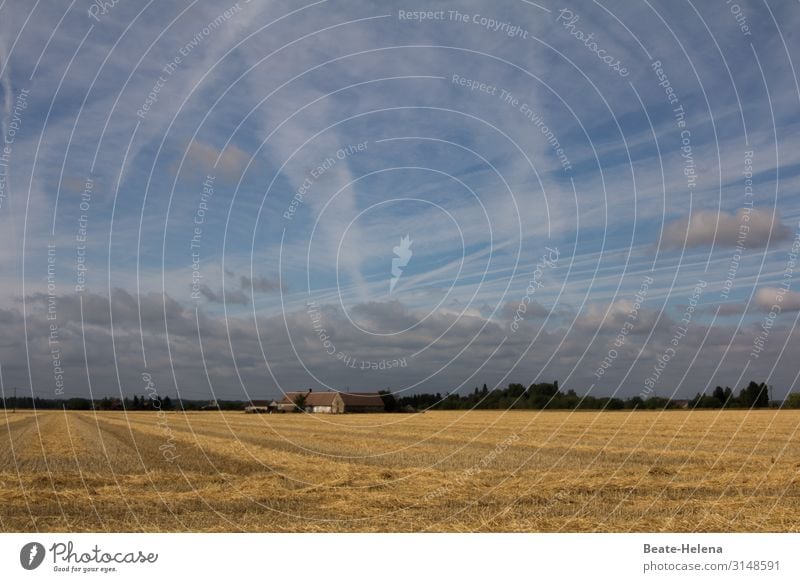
[[643, 396, 671, 409], [65, 398, 92, 410], [378, 390, 398, 412], [756, 382, 770, 407], [690, 392, 722, 409], [132, 395, 140, 410], [626, 396, 644, 409], [507, 383, 526, 398], [712, 386, 727, 405], [740, 381, 769, 408], [529, 382, 559, 398], [292, 393, 307, 412]]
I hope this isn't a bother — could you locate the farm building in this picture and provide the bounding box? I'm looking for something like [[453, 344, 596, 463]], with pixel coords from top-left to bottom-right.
[[277, 390, 385, 413], [340, 392, 387, 413]]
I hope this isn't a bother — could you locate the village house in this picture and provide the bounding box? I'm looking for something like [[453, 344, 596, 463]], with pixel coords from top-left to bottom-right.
[[277, 390, 385, 414]]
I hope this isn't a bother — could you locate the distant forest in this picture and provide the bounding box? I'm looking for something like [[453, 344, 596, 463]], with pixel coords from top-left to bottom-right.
[[3, 380, 800, 411], [384, 381, 800, 411]]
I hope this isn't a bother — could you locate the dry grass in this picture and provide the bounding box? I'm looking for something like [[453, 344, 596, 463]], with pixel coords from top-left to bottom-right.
[[1, 409, 799, 532]]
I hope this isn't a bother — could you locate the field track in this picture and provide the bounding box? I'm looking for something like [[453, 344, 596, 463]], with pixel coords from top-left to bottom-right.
[[1, 409, 798, 532]]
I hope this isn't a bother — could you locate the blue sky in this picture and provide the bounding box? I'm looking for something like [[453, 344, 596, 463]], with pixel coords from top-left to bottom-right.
[[1, 0, 799, 402]]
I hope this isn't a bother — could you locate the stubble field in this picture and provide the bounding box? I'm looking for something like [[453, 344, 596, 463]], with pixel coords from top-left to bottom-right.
[[1, 409, 798, 532]]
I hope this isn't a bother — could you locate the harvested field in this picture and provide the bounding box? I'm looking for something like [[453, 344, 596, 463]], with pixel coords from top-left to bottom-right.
[[1, 409, 799, 532]]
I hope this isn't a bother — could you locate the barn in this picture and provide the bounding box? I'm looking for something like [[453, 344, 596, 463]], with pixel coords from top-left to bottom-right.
[[277, 390, 384, 413], [340, 392, 386, 413]]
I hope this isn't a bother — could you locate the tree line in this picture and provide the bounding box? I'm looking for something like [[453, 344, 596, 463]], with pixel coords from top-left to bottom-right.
[[2, 381, 798, 411], [381, 381, 799, 411], [0, 395, 238, 411]]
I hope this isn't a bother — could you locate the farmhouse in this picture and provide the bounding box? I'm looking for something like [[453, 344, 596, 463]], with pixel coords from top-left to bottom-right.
[[277, 390, 385, 413]]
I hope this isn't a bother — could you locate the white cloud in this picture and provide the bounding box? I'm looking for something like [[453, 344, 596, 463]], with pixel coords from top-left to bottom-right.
[[662, 208, 791, 248], [179, 139, 249, 180], [755, 286, 800, 312]]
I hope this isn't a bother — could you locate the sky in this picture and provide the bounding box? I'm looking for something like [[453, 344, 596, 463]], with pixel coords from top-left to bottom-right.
[[1, 0, 799, 403]]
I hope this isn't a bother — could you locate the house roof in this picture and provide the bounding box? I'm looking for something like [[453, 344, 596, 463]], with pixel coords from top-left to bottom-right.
[[279, 391, 384, 408], [280, 391, 339, 406], [339, 392, 385, 407]]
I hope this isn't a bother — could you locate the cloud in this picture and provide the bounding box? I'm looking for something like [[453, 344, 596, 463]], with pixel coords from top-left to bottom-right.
[[702, 303, 748, 317], [0, 38, 13, 128], [661, 208, 791, 249], [240, 275, 282, 294], [754, 287, 800, 312], [198, 284, 249, 305], [499, 299, 550, 321], [178, 139, 249, 180], [348, 300, 418, 333], [5, 288, 800, 401], [576, 300, 659, 332]]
